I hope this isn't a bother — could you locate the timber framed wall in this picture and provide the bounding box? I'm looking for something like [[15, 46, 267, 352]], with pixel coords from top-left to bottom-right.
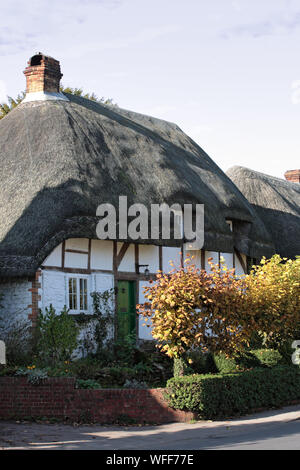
[[0, 238, 247, 338]]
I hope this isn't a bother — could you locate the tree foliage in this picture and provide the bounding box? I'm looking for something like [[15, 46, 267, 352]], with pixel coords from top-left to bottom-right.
[[0, 87, 117, 120], [0, 92, 25, 120], [244, 255, 300, 348], [139, 256, 249, 359], [138, 255, 300, 359], [60, 85, 117, 107]]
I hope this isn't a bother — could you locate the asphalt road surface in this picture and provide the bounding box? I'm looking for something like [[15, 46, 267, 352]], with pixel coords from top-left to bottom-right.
[[1, 405, 300, 450]]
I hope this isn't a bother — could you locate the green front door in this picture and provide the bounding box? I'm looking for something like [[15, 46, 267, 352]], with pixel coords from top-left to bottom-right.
[[117, 281, 136, 341]]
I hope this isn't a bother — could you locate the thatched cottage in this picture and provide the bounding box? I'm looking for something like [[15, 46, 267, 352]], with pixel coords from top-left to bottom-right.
[[227, 167, 300, 260], [0, 53, 296, 342]]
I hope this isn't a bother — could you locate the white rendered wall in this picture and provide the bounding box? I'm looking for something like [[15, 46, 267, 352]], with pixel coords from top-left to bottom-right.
[[64, 239, 89, 269], [90, 240, 113, 270], [43, 240, 180, 274], [41, 270, 69, 314], [65, 239, 89, 251], [162, 247, 181, 272], [220, 252, 234, 270], [72, 273, 114, 358], [138, 280, 153, 340], [0, 279, 32, 324], [64, 252, 88, 269], [139, 245, 159, 273], [205, 251, 219, 271], [41, 269, 115, 314], [117, 243, 135, 272], [235, 253, 247, 276], [184, 249, 202, 270], [43, 244, 62, 267], [41, 271, 115, 358], [92, 273, 114, 293]]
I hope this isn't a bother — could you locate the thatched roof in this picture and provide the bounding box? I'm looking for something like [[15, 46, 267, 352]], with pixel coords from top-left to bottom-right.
[[227, 166, 300, 259], [0, 94, 274, 277]]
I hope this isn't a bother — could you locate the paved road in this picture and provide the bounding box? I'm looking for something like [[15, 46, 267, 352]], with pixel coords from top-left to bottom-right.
[[1, 405, 300, 450]]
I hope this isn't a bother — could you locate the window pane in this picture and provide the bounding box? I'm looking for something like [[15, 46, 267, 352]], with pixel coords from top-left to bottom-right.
[[69, 278, 77, 310], [79, 278, 88, 311]]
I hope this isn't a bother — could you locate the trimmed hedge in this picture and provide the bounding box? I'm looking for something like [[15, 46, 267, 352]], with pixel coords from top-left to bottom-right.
[[165, 366, 300, 419], [250, 349, 284, 368], [213, 349, 284, 374]]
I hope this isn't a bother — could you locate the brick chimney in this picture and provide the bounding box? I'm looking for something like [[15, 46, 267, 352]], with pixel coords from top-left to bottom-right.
[[22, 53, 69, 103], [23, 53, 62, 94], [284, 170, 300, 183]]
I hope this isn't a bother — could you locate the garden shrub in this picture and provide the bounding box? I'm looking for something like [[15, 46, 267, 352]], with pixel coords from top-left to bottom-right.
[[244, 256, 300, 349], [250, 349, 283, 368], [278, 341, 297, 365], [165, 366, 300, 419], [65, 362, 155, 388], [0, 365, 19, 376], [212, 349, 284, 374], [15, 366, 48, 385], [139, 255, 300, 359], [0, 310, 33, 365], [186, 350, 217, 374], [76, 378, 101, 389], [213, 353, 241, 374], [65, 357, 103, 380], [32, 347, 172, 388], [36, 305, 79, 364], [123, 379, 148, 389], [173, 357, 193, 377], [112, 333, 137, 365]]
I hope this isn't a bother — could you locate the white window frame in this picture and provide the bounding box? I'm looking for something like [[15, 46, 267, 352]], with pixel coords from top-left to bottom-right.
[[226, 220, 233, 232], [66, 274, 89, 314]]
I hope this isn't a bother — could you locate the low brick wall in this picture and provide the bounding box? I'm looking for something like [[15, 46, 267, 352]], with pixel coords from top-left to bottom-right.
[[0, 377, 195, 424]]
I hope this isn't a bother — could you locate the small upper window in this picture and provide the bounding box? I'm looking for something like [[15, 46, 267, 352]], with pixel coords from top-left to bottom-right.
[[226, 220, 233, 232]]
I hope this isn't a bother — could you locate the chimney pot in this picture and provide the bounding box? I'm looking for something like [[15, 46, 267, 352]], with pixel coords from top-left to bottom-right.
[[284, 170, 300, 183], [23, 53, 63, 94]]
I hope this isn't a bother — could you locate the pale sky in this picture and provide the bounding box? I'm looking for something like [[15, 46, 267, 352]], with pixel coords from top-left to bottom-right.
[[1, 0, 300, 178]]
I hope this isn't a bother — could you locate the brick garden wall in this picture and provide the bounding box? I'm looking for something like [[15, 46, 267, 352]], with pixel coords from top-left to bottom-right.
[[0, 377, 195, 424]]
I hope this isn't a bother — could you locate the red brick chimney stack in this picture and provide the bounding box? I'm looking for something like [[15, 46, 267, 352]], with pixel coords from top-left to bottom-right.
[[23, 53, 63, 94], [284, 170, 300, 183]]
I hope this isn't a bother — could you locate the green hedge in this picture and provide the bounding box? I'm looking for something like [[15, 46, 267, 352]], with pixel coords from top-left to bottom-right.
[[184, 348, 285, 376], [250, 349, 284, 367], [165, 366, 300, 419], [213, 349, 284, 374]]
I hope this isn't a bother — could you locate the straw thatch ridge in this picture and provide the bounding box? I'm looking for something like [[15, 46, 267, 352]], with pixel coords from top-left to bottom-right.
[[0, 94, 274, 277], [227, 166, 300, 259]]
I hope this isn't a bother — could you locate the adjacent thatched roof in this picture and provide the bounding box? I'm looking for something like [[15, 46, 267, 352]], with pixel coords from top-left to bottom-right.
[[0, 94, 274, 277], [227, 166, 300, 259]]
